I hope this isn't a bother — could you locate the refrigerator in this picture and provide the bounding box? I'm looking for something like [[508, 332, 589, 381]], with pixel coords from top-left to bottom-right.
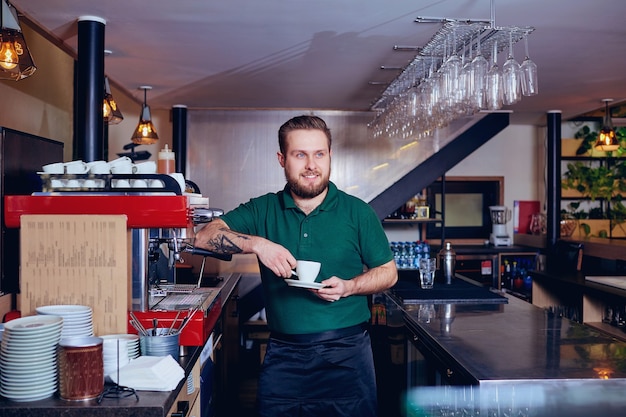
[[0, 127, 64, 296]]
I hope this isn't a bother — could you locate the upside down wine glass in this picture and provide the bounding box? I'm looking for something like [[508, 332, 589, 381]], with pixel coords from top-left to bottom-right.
[[502, 32, 522, 105], [459, 42, 477, 115], [471, 32, 489, 110], [485, 41, 503, 110], [520, 34, 538, 96]]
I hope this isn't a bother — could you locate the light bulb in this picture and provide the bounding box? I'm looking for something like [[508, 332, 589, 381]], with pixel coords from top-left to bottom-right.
[[103, 100, 111, 118], [140, 123, 151, 137], [0, 40, 19, 70]]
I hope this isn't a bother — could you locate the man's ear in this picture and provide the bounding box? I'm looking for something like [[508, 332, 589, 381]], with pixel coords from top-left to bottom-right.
[[277, 152, 285, 168]]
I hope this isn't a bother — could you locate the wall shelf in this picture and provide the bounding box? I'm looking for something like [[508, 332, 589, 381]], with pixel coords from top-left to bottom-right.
[[382, 218, 442, 243], [382, 218, 442, 225]]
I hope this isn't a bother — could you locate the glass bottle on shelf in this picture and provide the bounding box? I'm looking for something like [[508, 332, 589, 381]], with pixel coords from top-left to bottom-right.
[[512, 261, 524, 290], [501, 259, 511, 289]]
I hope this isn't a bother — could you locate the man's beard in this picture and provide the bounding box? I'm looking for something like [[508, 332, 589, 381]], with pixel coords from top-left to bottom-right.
[[286, 170, 330, 199]]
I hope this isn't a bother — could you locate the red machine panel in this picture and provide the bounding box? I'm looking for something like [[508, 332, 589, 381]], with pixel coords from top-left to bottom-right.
[[4, 195, 189, 228]]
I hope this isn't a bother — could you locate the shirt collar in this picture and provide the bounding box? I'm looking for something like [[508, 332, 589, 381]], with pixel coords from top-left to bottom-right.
[[282, 181, 338, 213]]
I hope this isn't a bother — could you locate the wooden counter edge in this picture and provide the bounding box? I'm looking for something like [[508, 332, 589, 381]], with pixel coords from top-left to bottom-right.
[[515, 233, 626, 262]]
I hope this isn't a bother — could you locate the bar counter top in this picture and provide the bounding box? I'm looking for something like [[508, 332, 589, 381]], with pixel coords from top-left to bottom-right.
[[382, 276, 626, 415], [0, 272, 241, 417]]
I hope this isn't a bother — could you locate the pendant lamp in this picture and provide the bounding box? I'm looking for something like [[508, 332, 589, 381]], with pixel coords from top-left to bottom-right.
[[131, 86, 159, 145], [103, 77, 123, 125], [594, 99, 620, 152], [0, 0, 36, 80]]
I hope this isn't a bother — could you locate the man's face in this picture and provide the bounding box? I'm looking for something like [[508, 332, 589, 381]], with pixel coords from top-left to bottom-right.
[[278, 129, 331, 199]]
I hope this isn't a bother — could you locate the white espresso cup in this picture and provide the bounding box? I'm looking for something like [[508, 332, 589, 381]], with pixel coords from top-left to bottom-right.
[[134, 161, 157, 174], [86, 160, 110, 174], [291, 260, 321, 283], [64, 160, 89, 174], [110, 163, 135, 175], [66, 179, 81, 188], [42, 162, 65, 174], [131, 179, 148, 188], [83, 179, 98, 188], [108, 156, 133, 175], [50, 179, 65, 188], [108, 156, 132, 167], [113, 179, 131, 188], [149, 179, 164, 188]]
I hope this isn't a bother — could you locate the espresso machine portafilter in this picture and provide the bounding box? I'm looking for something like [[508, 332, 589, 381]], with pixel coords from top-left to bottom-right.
[[131, 207, 231, 311]]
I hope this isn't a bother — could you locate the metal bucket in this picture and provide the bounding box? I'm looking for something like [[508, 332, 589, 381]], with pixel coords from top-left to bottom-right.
[[140, 328, 179, 358], [57, 336, 104, 401]]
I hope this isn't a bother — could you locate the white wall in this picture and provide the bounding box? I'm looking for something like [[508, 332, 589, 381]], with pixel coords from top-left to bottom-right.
[[0, 25, 74, 158], [448, 124, 544, 215], [386, 124, 544, 243]]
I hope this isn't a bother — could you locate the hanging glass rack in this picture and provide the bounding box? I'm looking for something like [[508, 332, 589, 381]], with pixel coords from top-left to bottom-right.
[[368, 18, 535, 140]]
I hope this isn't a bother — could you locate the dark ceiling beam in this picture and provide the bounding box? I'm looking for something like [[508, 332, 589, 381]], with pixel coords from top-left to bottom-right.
[[369, 112, 510, 220]]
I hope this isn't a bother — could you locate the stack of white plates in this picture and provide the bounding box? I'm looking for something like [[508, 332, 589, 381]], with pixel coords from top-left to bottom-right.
[[36, 305, 94, 338], [102, 337, 129, 377], [100, 334, 140, 360], [100, 334, 141, 378], [0, 315, 63, 401]]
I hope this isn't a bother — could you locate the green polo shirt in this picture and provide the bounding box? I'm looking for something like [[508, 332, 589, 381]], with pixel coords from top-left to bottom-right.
[[221, 181, 393, 334]]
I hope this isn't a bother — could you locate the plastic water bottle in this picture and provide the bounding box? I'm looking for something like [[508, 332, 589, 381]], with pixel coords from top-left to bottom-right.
[[414, 241, 423, 269]]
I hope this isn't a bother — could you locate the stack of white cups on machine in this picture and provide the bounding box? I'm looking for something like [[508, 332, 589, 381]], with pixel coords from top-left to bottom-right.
[[41, 156, 187, 192]]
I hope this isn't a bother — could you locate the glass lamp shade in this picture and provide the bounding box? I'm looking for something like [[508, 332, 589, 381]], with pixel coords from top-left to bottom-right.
[[103, 94, 123, 125], [594, 126, 619, 152], [131, 105, 159, 145], [594, 100, 620, 152], [0, 30, 36, 81], [103, 77, 123, 124]]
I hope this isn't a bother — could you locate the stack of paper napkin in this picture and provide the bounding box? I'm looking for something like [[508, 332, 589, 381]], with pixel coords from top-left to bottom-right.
[[109, 355, 184, 391]]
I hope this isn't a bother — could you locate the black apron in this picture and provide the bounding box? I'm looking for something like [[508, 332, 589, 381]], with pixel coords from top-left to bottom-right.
[[257, 328, 377, 417]]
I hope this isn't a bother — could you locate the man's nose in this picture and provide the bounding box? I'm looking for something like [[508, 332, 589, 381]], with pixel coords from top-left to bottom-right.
[[304, 156, 317, 169]]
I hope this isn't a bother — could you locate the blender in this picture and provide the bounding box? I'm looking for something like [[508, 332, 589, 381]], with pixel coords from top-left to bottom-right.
[[489, 205, 512, 246]]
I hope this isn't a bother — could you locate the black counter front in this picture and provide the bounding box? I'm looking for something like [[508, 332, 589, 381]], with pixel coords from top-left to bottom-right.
[[0, 273, 242, 417]]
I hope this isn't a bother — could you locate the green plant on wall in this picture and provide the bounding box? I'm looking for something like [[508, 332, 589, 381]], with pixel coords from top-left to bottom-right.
[[561, 201, 588, 220], [562, 160, 623, 200], [563, 128, 626, 238]]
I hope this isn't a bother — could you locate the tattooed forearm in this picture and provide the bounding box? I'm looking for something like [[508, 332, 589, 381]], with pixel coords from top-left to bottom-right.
[[208, 234, 242, 254], [205, 227, 250, 254]]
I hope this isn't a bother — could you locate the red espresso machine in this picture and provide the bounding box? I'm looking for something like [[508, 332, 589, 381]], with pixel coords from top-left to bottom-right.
[[4, 173, 231, 347]]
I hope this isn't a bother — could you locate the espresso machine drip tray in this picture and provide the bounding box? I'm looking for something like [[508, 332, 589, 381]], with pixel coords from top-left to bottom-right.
[[153, 291, 214, 311], [131, 286, 222, 347]]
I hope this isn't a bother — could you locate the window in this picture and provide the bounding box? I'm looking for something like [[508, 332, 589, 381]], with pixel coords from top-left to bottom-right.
[[426, 177, 503, 239]]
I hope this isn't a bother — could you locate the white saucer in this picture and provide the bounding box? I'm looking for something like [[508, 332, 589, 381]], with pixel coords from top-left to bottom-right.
[[36, 305, 92, 316], [284, 279, 325, 289], [4, 315, 63, 332]]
